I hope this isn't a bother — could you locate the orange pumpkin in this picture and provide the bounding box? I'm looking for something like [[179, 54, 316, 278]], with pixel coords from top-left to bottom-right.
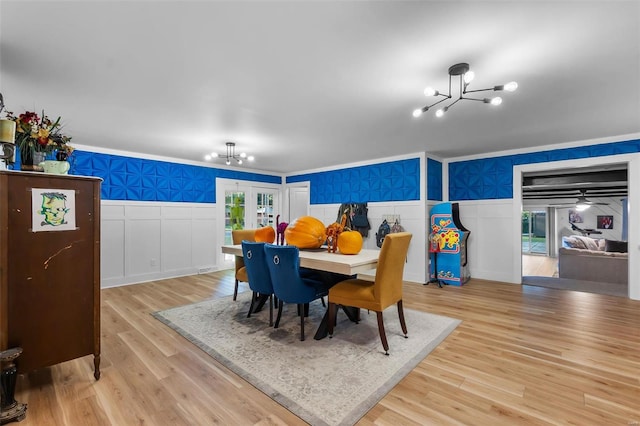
[[337, 230, 363, 255], [284, 216, 327, 249], [254, 226, 276, 243]]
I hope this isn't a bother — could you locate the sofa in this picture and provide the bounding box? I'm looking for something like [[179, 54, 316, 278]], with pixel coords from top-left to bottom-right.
[[558, 235, 628, 284]]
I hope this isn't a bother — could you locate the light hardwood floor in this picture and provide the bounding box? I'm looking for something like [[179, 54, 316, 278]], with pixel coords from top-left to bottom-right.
[[522, 254, 558, 277], [13, 270, 640, 425]]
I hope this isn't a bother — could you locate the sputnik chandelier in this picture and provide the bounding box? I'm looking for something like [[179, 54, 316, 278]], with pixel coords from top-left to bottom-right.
[[413, 62, 517, 118], [205, 142, 254, 165]]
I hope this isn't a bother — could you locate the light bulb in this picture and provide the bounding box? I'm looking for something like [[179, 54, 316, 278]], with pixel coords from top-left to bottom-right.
[[424, 87, 438, 97], [226, 159, 231, 165], [240, 152, 247, 158], [435, 109, 445, 118], [504, 81, 518, 92], [491, 97, 503, 106], [237, 159, 243, 164], [205, 154, 212, 161], [211, 152, 219, 158], [247, 155, 255, 161], [576, 203, 590, 211], [412, 108, 423, 118], [463, 71, 475, 84]]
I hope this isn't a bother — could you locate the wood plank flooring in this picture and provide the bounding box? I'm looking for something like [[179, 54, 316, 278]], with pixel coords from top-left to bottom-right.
[[13, 270, 640, 425], [522, 254, 558, 277]]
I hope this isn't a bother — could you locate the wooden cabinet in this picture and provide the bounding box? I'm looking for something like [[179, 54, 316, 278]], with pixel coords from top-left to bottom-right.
[[0, 171, 101, 379]]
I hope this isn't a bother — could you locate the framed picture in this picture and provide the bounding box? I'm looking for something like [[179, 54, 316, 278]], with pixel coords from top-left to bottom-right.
[[597, 215, 613, 229], [568, 209, 583, 224], [31, 188, 77, 232]]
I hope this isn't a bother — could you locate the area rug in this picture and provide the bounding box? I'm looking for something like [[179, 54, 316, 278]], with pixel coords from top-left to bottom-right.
[[153, 292, 460, 426]]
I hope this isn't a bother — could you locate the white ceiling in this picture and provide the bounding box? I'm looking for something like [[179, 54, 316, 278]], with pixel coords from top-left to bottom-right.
[[1, 1, 639, 174]]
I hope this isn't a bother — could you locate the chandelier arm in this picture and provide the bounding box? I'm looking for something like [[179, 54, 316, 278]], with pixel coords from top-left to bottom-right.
[[444, 97, 463, 110], [463, 87, 496, 94], [425, 96, 451, 109], [460, 96, 490, 102]]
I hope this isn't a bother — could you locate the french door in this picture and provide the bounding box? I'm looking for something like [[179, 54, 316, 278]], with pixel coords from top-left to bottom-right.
[[522, 210, 547, 254], [217, 179, 280, 267]]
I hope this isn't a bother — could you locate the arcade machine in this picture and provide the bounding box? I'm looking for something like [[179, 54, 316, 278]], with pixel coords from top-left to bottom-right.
[[428, 202, 470, 286]]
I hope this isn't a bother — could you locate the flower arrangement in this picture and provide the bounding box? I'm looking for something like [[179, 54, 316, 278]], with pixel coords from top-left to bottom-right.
[[4, 110, 73, 161]]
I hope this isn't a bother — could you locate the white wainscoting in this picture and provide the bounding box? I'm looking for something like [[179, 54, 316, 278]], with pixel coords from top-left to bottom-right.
[[101, 201, 217, 288], [456, 199, 517, 284]]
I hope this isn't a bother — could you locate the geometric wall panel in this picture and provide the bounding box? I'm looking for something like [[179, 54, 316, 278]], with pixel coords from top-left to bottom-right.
[[287, 158, 420, 204], [67, 151, 281, 203], [449, 138, 640, 201], [427, 158, 442, 201]]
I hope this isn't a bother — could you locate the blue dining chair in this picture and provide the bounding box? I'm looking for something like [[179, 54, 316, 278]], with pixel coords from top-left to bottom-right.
[[241, 241, 275, 326], [264, 244, 329, 341]]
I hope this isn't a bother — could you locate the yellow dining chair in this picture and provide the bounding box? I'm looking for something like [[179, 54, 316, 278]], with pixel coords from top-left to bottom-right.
[[327, 232, 412, 355], [231, 229, 257, 300]]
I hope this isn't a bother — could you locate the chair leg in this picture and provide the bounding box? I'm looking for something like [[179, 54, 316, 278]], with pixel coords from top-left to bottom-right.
[[376, 311, 389, 355], [299, 304, 305, 341], [321, 296, 326, 307], [247, 291, 257, 318], [233, 279, 239, 301], [274, 300, 284, 328], [328, 302, 336, 337], [397, 300, 408, 337], [268, 295, 273, 327]]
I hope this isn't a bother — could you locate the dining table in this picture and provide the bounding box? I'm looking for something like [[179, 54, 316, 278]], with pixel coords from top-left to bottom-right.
[[221, 244, 380, 275], [221, 243, 380, 339]]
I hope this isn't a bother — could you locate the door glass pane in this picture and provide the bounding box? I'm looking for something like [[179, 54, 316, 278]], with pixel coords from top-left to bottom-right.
[[256, 192, 275, 228], [522, 210, 546, 254], [225, 191, 246, 245]]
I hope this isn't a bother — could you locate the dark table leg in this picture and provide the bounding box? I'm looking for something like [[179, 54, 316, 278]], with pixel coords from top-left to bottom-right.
[[251, 294, 270, 313], [313, 305, 360, 340]]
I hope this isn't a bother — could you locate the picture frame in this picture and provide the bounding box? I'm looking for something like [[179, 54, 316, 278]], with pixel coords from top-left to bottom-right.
[[597, 215, 613, 229], [568, 209, 583, 224], [31, 188, 77, 232]]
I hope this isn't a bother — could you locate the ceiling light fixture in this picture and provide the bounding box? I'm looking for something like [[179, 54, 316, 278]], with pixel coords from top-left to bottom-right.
[[412, 62, 517, 118], [205, 142, 254, 165], [575, 202, 590, 211]]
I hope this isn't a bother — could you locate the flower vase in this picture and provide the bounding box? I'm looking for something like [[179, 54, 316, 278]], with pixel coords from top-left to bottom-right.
[[21, 151, 46, 172]]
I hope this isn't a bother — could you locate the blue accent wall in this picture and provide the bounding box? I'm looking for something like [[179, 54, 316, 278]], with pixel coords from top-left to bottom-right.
[[66, 151, 281, 203], [449, 139, 640, 201], [287, 158, 420, 204], [427, 158, 442, 201]]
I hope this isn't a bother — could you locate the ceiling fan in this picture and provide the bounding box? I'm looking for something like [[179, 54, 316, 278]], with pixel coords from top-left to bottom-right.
[[550, 189, 609, 210]]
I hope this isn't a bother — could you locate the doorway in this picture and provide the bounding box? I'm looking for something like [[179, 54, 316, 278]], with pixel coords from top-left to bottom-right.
[[515, 156, 636, 298], [287, 184, 309, 222]]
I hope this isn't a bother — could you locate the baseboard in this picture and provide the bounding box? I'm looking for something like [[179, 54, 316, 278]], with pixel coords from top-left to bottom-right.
[[101, 265, 223, 288]]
